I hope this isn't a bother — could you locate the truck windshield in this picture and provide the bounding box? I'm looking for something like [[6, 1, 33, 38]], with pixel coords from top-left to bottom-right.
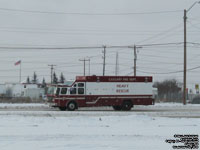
[[47, 86, 55, 95], [65, 81, 74, 86]]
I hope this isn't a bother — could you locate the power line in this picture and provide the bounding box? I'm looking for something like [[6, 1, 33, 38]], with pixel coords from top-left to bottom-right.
[[188, 21, 200, 30], [0, 46, 103, 50], [2, 28, 185, 36], [188, 42, 200, 45], [0, 42, 183, 50], [136, 23, 183, 44], [0, 7, 182, 15], [137, 65, 200, 75], [139, 54, 182, 59], [0, 26, 190, 33], [135, 42, 184, 47], [137, 66, 181, 71]]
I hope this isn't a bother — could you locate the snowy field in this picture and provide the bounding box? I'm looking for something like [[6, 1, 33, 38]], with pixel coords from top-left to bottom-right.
[[0, 103, 200, 150]]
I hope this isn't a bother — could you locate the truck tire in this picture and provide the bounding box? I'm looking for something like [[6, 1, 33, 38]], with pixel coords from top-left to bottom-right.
[[59, 107, 67, 111], [67, 101, 77, 111], [122, 101, 133, 111], [113, 106, 122, 111]]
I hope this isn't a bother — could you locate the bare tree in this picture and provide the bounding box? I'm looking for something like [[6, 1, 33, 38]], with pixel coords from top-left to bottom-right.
[[153, 79, 182, 102]]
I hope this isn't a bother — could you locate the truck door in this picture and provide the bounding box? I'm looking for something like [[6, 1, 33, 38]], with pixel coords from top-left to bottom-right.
[[74, 83, 86, 106], [77, 83, 85, 95], [69, 83, 85, 95]]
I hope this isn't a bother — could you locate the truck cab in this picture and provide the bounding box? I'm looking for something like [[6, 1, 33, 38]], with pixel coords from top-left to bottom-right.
[[55, 82, 85, 96]]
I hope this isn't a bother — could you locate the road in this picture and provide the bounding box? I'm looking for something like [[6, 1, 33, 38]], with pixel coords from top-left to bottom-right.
[[0, 103, 200, 118]]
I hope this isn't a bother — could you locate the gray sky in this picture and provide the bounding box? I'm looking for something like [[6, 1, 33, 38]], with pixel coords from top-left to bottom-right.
[[0, 0, 199, 91]]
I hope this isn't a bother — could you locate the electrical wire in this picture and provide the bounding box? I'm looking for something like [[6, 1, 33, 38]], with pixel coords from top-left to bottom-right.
[[0, 42, 184, 50], [137, 65, 200, 75], [1, 28, 179, 36], [136, 23, 183, 44], [0, 7, 182, 15]]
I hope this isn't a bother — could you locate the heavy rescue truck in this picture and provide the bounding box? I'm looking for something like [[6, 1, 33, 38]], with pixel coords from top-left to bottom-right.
[[53, 75, 154, 111]]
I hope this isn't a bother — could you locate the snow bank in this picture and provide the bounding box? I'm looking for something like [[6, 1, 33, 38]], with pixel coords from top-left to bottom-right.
[[0, 108, 199, 150]]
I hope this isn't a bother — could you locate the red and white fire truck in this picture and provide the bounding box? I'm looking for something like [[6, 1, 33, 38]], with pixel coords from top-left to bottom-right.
[[53, 75, 154, 111]]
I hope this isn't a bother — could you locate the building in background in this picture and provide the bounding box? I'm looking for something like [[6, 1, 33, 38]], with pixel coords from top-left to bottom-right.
[[1, 82, 45, 99]]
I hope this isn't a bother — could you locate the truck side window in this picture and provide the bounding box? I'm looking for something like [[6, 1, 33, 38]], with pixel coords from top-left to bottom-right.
[[78, 88, 84, 94], [56, 88, 60, 96], [61, 88, 67, 95], [70, 88, 76, 94], [78, 83, 84, 87]]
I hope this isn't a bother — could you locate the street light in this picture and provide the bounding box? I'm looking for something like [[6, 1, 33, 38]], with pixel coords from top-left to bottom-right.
[[183, 1, 200, 105]]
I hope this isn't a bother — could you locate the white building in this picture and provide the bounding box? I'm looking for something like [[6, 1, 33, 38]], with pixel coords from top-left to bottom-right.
[[5, 83, 24, 97], [0, 84, 5, 95], [24, 88, 44, 99], [4, 83, 44, 99]]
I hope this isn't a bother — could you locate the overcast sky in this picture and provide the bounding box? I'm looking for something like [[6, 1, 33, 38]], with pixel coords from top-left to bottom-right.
[[0, 0, 200, 91]]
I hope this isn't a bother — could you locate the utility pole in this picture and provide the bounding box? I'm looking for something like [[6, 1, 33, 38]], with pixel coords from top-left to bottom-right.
[[183, 1, 200, 105], [134, 45, 137, 76], [183, 9, 187, 105], [88, 59, 91, 75], [48, 64, 56, 84], [79, 58, 90, 76], [133, 45, 142, 76], [115, 52, 119, 76], [102, 46, 106, 76]]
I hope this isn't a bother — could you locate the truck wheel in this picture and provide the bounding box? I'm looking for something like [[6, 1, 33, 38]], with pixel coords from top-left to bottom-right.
[[122, 101, 133, 111], [59, 107, 67, 111], [113, 106, 122, 111], [67, 101, 77, 111]]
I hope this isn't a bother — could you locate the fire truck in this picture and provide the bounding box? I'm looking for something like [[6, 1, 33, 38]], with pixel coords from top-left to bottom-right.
[[53, 75, 154, 111]]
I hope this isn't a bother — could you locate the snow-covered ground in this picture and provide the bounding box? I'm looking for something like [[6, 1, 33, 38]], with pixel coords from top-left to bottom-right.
[[0, 103, 200, 150]]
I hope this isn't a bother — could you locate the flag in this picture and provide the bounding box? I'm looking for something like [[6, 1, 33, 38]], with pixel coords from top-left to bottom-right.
[[15, 60, 21, 66]]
